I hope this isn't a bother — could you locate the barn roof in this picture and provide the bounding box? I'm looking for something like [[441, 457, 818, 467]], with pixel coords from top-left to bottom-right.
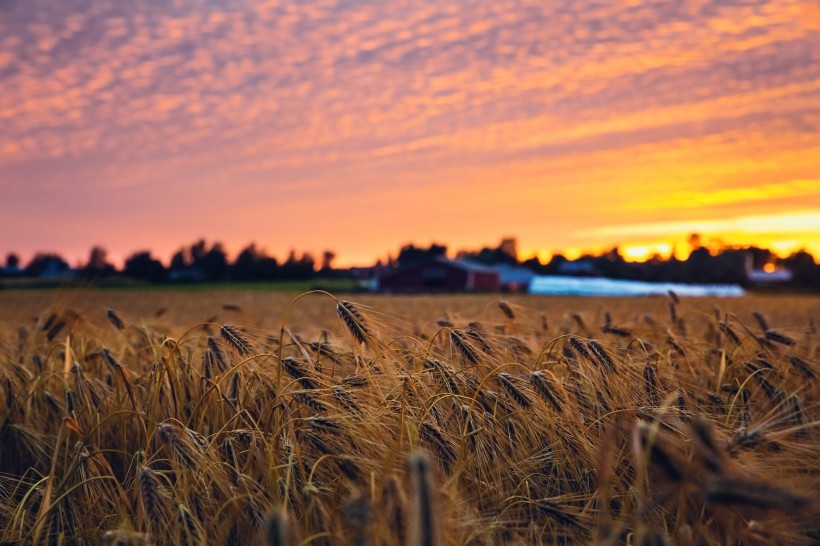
[[381, 256, 498, 278], [448, 258, 498, 274]]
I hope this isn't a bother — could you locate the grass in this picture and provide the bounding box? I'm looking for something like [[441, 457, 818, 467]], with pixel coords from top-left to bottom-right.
[[0, 277, 359, 293], [0, 289, 817, 545]]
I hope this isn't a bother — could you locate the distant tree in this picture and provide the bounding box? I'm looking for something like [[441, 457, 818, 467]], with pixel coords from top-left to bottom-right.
[[201, 243, 228, 281], [168, 239, 227, 281], [233, 244, 261, 281], [257, 256, 280, 279], [190, 240, 208, 267], [710, 249, 748, 285], [684, 247, 712, 283], [396, 243, 447, 267], [170, 248, 189, 270], [281, 250, 299, 279], [520, 256, 545, 273], [25, 253, 70, 277], [124, 251, 166, 282], [320, 250, 336, 272], [498, 237, 518, 261], [458, 239, 518, 266], [81, 246, 116, 278], [86, 246, 108, 270], [596, 247, 628, 279], [688, 233, 703, 252], [746, 246, 773, 270], [5, 253, 20, 269], [300, 252, 316, 270], [543, 254, 568, 275], [281, 250, 316, 279], [233, 244, 282, 281], [783, 250, 819, 289]]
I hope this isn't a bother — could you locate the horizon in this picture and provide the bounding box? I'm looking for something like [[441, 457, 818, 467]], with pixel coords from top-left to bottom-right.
[[2, 233, 816, 272], [2, 0, 819, 266]]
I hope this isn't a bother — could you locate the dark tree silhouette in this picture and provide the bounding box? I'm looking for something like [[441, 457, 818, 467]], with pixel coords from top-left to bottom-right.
[[457, 239, 518, 266], [170, 249, 188, 270], [5, 253, 20, 269], [81, 246, 116, 278], [25, 253, 70, 277], [396, 243, 447, 267], [124, 251, 166, 282], [544, 254, 568, 275], [280, 250, 316, 279], [783, 250, 819, 288], [3, 235, 817, 290], [201, 243, 228, 281], [320, 250, 336, 272], [233, 244, 281, 281], [168, 239, 227, 281]]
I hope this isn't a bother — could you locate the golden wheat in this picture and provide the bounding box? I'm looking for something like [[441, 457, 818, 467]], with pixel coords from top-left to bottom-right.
[[0, 291, 816, 545]]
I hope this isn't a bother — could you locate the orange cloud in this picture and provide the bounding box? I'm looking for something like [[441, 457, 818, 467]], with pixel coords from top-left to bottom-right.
[[0, 0, 817, 266]]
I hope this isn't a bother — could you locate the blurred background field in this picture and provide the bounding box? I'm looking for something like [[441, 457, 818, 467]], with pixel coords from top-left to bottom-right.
[[0, 288, 816, 335], [0, 288, 818, 544]]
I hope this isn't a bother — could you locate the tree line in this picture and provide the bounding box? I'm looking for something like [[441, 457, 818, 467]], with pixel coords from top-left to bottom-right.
[[394, 237, 819, 289], [1, 236, 818, 289], [0, 240, 337, 283]]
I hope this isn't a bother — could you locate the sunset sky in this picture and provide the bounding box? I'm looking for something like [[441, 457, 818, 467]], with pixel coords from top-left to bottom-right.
[[1, 0, 818, 267]]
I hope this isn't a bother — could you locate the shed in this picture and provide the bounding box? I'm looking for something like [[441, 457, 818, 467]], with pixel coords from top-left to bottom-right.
[[378, 257, 499, 293]]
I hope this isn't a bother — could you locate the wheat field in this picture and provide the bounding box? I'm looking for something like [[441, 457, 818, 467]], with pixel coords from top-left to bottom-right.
[[0, 289, 817, 545]]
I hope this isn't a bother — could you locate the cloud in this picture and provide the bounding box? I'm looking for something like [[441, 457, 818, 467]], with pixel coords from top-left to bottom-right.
[[0, 0, 818, 262]]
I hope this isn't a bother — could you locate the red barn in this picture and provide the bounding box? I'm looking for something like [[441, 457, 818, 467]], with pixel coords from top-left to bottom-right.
[[378, 257, 499, 293]]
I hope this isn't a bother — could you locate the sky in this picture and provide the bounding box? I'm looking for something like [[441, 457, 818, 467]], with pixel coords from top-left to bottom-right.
[[1, 0, 819, 267]]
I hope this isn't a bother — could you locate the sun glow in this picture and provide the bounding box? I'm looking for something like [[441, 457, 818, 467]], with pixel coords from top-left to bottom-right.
[[622, 243, 672, 262], [0, 0, 819, 268]]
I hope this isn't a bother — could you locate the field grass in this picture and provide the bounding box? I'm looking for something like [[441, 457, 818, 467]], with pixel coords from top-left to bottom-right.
[[0, 289, 817, 545], [0, 277, 359, 294]]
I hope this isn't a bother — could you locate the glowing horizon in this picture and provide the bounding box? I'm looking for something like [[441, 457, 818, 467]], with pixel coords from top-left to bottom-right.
[[1, 0, 818, 269]]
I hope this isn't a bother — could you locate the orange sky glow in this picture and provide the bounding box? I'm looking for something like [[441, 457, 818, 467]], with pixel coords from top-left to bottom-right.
[[1, 0, 818, 267]]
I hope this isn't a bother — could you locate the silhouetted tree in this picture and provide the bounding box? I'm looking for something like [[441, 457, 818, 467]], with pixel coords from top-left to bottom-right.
[[783, 250, 819, 289], [684, 247, 712, 283], [168, 239, 226, 281], [320, 250, 336, 272], [81, 246, 116, 278], [232, 244, 282, 281], [5, 253, 20, 269], [170, 249, 189, 270], [281, 250, 316, 279], [300, 252, 316, 271], [257, 256, 280, 279], [25, 253, 70, 278], [498, 237, 518, 260], [595, 247, 629, 279], [190, 240, 208, 267], [201, 243, 228, 281], [746, 246, 774, 270], [543, 254, 568, 275], [688, 233, 703, 251], [396, 243, 447, 267], [124, 251, 166, 282], [458, 239, 518, 266], [233, 244, 260, 281], [520, 256, 546, 273]]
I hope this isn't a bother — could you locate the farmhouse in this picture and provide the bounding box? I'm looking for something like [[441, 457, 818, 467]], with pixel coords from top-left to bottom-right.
[[378, 257, 499, 293], [744, 254, 793, 285]]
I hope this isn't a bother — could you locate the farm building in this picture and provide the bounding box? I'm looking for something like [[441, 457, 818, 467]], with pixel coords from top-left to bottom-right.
[[744, 254, 793, 284], [378, 257, 499, 293], [493, 264, 536, 292]]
